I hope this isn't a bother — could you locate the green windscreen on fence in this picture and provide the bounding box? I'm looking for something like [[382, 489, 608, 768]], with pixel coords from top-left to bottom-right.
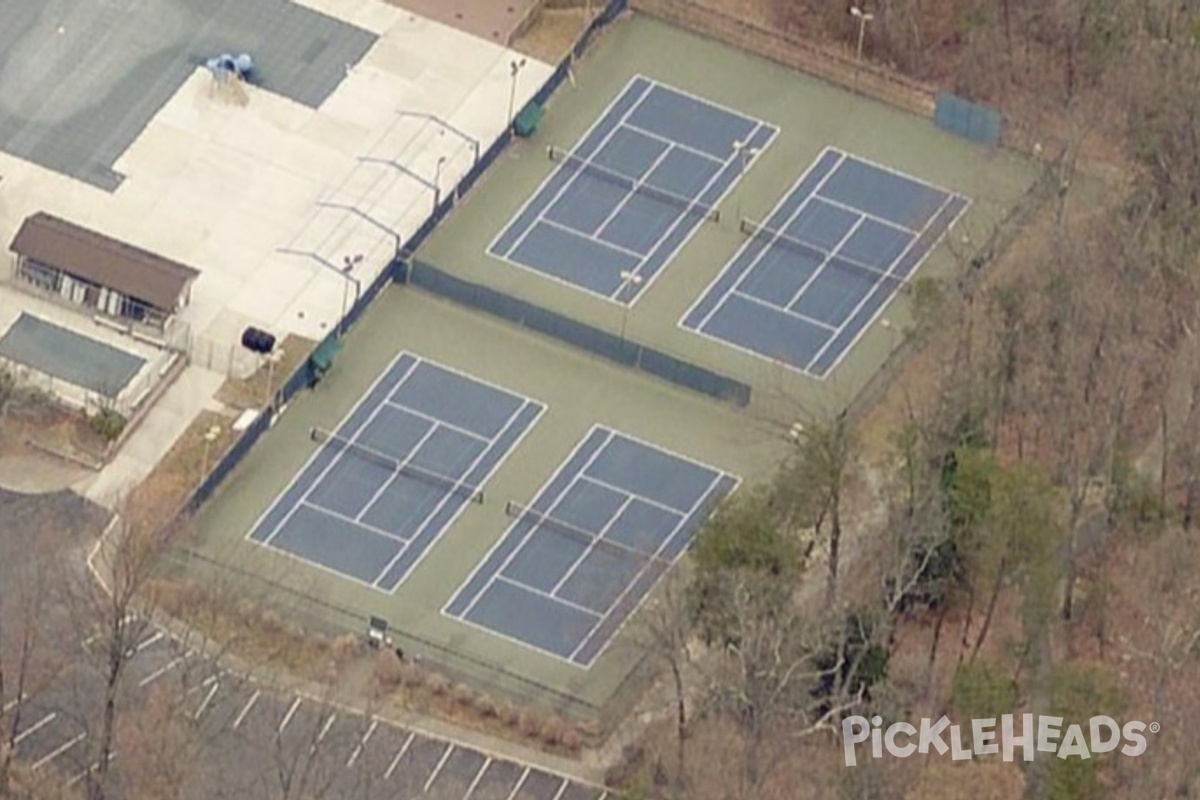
[[934, 92, 1001, 146]]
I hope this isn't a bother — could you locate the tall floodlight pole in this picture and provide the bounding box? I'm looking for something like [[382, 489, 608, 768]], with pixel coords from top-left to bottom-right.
[[508, 58, 527, 132], [851, 6, 875, 92], [340, 254, 363, 337]]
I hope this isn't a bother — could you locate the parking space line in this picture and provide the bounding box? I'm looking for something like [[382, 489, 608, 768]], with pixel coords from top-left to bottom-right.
[[423, 744, 454, 792], [310, 713, 336, 753], [33, 732, 86, 770], [194, 680, 220, 720], [138, 654, 187, 687], [14, 713, 56, 745], [135, 631, 164, 653], [506, 767, 531, 800], [1, 693, 25, 714], [232, 690, 261, 729], [463, 757, 490, 799], [278, 698, 302, 735], [384, 732, 415, 779], [346, 719, 378, 767], [68, 752, 114, 787]]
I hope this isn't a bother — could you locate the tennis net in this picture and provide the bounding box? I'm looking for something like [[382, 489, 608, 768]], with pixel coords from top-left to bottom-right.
[[505, 500, 665, 564], [739, 218, 893, 280], [549, 145, 720, 224], [311, 427, 484, 504]]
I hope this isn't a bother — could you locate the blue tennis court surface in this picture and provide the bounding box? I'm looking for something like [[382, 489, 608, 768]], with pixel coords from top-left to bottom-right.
[[489, 75, 777, 305], [249, 354, 544, 592], [445, 426, 738, 667], [682, 147, 970, 377]]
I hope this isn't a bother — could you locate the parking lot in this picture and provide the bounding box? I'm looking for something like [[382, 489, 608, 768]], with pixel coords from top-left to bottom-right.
[[8, 621, 609, 799]]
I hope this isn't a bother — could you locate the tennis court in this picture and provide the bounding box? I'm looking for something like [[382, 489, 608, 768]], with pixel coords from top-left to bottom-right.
[[681, 147, 970, 377], [248, 353, 545, 592], [488, 74, 777, 305], [445, 425, 738, 667]]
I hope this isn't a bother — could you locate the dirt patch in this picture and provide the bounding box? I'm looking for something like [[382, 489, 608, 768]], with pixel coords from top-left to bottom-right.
[[510, 7, 595, 63], [215, 333, 314, 411], [0, 393, 109, 468]]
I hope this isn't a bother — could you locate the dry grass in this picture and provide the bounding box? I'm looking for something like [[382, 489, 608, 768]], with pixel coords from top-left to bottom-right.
[[215, 333, 314, 410], [510, 7, 594, 63], [134, 409, 239, 521], [0, 393, 109, 467]]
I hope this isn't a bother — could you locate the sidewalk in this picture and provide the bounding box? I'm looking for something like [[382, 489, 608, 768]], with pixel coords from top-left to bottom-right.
[[79, 365, 225, 508]]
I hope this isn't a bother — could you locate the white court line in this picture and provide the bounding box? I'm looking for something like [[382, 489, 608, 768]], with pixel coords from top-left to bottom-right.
[[495, 575, 602, 618], [550, 780, 569, 800], [299, 501, 405, 542], [505, 767, 531, 800], [138, 654, 188, 688], [194, 680, 220, 720], [423, 744, 454, 792], [695, 149, 847, 332], [14, 713, 56, 745], [616, 116, 779, 306], [578, 474, 685, 516], [620, 121, 726, 164], [310, 713, 337, 754], [549, 494, 635, 596], [1, 693, 25, 714], [371, 396, 547, 590], [457, 427, 614, 619], [32, 732, 85, 770], [345, 719, 377, 767], [384, 732, 415, 779], [463, 756, 491, 798], [593, 143, 674, 237], [247, 354, 420, 548], [807, 192, 952, 364], [570, 469, 725, 664], [278, 697, 302, 734], [232, 690, 261, 729], [382, 396, 548, 593], [782, 216, 867, 310], [537, 217, 646, 260], [381, 401, 490, 443], [355, 424, 439, 523], [490, 76, 654, 261], [731, 290, 839, 331], [679, 144, 840, 330], [811, 193, 918, 235]]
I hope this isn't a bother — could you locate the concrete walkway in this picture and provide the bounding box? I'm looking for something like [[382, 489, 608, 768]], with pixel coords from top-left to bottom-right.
[[79, 365, 225, 508]]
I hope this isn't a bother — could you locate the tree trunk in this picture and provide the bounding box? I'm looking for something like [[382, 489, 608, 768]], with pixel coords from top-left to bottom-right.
[[671, 660, 687, 784], [971, 564, 1007, 663]]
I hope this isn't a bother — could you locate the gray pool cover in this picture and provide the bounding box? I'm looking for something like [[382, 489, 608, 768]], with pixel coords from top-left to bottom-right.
[[0, 314, 146, 397]]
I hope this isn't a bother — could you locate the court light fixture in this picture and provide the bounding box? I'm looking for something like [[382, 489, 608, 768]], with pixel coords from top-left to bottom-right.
[[850, 6, 875, 91]]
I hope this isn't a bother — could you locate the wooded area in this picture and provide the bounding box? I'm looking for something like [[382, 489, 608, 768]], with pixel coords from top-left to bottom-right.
[[614, 1, 1200, 798]]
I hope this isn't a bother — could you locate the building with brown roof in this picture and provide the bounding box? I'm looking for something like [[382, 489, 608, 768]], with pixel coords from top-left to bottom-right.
[[8, 212, 200, 330]]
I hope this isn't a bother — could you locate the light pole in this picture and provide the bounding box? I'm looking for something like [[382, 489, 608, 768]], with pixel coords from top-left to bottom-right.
[[339, 254, 363, 338], [432, 155, 447, 211], [507, 58, 527, 132], [618, 270, 643, 343], [200, 424, 222, 479], [732, 139, 760, 222], [850, 6, 874, 92]]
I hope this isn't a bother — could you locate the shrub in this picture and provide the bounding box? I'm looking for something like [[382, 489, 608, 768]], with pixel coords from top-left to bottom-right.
[[500, 704, 522, 729], [539, 717, 567, 746], [451, 684, 476, 708], [89, 407, 127, 441], [561, 727, 583, 752], [518, 710, 542, 739], [424, 673, 451, 697]]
